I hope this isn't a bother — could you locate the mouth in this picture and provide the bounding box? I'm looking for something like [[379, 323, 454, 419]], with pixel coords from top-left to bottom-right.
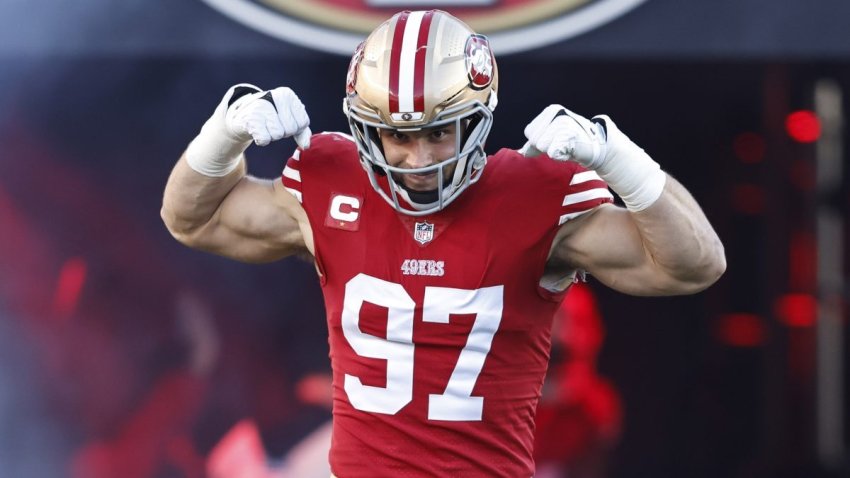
[[402, 172, 438, 190]]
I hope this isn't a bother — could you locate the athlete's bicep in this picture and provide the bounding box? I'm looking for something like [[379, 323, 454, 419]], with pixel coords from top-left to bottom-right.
[[550, 203, 677, 295], [192, 176, 310, 263]]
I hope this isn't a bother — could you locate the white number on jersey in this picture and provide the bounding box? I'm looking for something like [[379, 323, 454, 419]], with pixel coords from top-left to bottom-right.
[[341, 273, 504, 421]]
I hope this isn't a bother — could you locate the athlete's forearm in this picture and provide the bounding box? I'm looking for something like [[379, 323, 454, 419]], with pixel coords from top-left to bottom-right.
[[161, 153, 245, 242], [630, 175, 726, 292]]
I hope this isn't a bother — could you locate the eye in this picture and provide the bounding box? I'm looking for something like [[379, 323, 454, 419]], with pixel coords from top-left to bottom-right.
[[431, 129, 450, 140], [389, 131, 408, 142]]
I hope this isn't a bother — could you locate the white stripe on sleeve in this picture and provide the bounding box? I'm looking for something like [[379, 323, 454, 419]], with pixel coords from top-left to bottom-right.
[[559, 210, 592, 225], [283, 165, 301, 182], [569, 170, 603, 185], [562, 188, 613, 207]]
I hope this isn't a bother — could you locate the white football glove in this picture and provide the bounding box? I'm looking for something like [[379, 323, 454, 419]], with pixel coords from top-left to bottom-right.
[[226, 85, 312, 148], [186, 84, 312, 177], [519, 104, 606, 169], [519, 104, 667, 212]]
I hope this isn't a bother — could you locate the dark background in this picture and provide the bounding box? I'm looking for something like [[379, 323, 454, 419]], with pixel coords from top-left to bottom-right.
[[0, 1, 848, 477]]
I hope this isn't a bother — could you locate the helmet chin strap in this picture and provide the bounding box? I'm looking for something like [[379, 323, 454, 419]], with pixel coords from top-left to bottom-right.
[[400, 186, 440, 206]]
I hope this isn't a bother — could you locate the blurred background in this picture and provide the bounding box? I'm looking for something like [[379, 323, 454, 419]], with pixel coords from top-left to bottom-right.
[[0, 0, 848, 477]]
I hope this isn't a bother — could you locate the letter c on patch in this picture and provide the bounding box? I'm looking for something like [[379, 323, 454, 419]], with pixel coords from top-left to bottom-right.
[[330, 195, 360, 222]]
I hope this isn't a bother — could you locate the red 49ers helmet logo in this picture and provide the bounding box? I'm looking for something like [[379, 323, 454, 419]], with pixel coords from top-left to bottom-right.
[[200, 0, 650, 55], [465, 34, 494, 90]]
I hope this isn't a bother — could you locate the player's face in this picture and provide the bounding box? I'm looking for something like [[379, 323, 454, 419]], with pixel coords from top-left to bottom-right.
[[380, 124, 458, 191]]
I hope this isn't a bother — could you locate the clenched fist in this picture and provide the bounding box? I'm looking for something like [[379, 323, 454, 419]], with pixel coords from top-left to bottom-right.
[[519, 105, 606, 169], [225, 84, 312, 149], [186, 83, 312, 177]]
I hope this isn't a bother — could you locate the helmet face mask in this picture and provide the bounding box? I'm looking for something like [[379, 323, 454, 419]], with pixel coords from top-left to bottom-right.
[[343, 10, 498, 216]]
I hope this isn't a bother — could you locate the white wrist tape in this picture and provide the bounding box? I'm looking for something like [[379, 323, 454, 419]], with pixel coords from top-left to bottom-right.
[[591, 116, 667, 212], [185, 85, 257, 177]]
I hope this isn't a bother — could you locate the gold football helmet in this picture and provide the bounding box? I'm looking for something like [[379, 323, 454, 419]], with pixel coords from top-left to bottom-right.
[[343, 10, 499, 216]]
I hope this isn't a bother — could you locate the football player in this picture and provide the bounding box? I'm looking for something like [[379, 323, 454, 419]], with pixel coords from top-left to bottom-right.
[[162, 10, 725, 478]]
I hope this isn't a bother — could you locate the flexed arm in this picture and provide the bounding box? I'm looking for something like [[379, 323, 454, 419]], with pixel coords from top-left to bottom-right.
[[524, 106, 726, 296], [161, 84, 314, 262]]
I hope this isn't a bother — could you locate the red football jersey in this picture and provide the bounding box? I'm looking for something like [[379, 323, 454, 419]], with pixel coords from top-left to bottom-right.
[[281, 132, 613, 477]]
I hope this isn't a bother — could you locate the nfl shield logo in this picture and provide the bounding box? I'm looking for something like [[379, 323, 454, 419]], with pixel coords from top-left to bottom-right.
[[414, 221, 434, 245]]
